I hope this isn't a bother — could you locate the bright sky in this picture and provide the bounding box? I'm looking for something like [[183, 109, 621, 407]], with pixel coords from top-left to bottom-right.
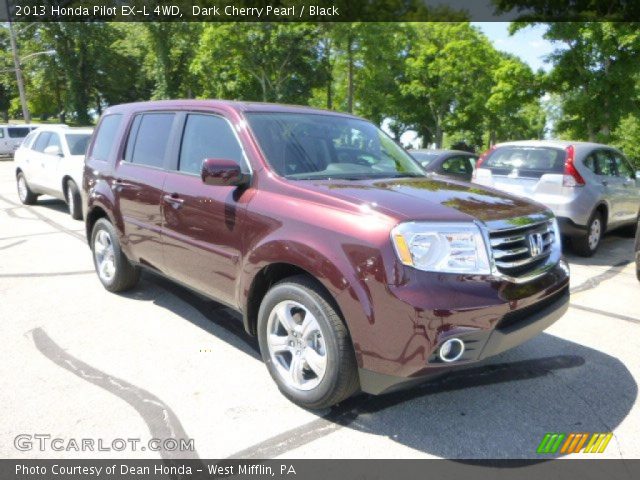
[[472, 22, 555, 72]]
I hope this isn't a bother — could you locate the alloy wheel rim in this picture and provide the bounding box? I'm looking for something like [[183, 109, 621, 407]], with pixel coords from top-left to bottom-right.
[[266, 300, 327, 391], [94, 229, 116, 283], [17, 176, 27, 202], [588, 218, 601, 250]]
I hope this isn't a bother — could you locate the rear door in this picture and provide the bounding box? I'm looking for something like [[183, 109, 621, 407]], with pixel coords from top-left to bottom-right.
[[610, 150, 640, 222], [40, 132, 64, 192], [28, 131, 52, 188], [161, 111, 251, 306], [594, 149, 627, 225], [114, 112, 177, 271]]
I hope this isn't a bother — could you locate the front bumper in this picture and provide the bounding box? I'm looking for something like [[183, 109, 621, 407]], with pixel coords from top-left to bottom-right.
[[352, 260, 570, 395]]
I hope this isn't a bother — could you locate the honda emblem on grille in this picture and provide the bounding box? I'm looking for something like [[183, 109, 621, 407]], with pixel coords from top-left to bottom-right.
[[528, 233, 544, 256]]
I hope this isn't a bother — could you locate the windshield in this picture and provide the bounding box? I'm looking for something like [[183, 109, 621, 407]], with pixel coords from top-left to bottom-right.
[[65, 133, 92, 156], [245, 112, 424, 180], [484, 146, 566, 178]]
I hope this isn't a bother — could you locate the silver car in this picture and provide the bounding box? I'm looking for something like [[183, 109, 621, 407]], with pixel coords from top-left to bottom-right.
[[473, 140, 640, 256]]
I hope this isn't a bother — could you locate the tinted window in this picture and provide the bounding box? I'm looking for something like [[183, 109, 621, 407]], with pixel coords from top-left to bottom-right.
[[484, 146, 566, 178], [33, 132, 52, 153], [594, 150, 615, 176], [246, 113, 424, 180], [91, 114, 122, 161], [440, 155, 475, 176], [610, 151, 633, 178], [65, 134, 92, 155], [8, 127, 30, 138], [179, 114, 244, 175], [127, 113, 175, 168], [0, 129, 4, 138]]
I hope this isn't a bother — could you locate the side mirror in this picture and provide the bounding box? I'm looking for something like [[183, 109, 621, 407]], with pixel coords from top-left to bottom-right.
[[201, 158, 249, 187], [44, 144, 62, 156]]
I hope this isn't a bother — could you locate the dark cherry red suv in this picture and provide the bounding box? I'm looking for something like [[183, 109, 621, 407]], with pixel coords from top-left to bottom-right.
[[83, 100, 570, 409]]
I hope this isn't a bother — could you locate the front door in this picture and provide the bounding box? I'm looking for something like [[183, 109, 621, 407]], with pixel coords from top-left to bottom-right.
[[113, 112, 176, 271], [162, 112, 251, 307]]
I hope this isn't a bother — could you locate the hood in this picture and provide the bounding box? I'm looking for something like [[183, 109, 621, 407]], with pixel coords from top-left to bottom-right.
[[300, 176, 547, 224]]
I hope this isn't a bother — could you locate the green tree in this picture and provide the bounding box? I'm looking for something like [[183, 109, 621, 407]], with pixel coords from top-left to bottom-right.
[[401, 23, 498, 147], [191, 23, 324, 104], [512, 22, 640, 142], [612, 114, 640, 169]]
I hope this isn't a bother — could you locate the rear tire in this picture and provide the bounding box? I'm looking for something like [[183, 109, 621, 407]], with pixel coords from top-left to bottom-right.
[[16, 172, 37, 205], [91, 218, 140, 292], [257, 275, 359, 409], [571, 211, 603, 257], [65, 179, 83, 220]]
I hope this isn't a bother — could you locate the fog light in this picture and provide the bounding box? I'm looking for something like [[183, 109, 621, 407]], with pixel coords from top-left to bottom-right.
[[438, 338, 465, 363]]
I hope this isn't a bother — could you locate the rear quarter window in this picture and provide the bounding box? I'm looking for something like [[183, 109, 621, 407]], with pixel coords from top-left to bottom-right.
[[90, 114, 123, 162], [484, 146, 566, 178], [7, 127, 31, 138]]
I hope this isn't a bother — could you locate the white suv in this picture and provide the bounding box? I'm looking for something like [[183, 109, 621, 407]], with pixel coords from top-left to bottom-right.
[[14, 126, 93, 219], [473, 140, 640, 256]]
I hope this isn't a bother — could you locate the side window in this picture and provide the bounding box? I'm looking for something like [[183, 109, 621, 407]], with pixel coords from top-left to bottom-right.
[[45, 133, 62, 154], [126, 113, 175, 168], [594, 150, 614, 176], [0, 128, 4, 138], [178, 114, 244, 175], [22, 131, 37, 149], [584, 153, 597, 173], [611, 152, 633, 178], [91, 114, 122, 162], [440, 156, 472, 175], [33, 132, 52, 153], [8, 127, 30, 138]]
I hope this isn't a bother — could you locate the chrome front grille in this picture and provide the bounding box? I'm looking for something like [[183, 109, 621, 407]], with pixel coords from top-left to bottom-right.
[[489, 219, 556, 277]]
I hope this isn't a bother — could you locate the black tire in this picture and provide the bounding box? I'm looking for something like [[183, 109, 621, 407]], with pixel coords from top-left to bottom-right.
[[90, 218, 140, 292], [571, 211, 603, 257], [257, 275, 359, 409], [65, 179, 83, 220], [16, 172, 37, 205]]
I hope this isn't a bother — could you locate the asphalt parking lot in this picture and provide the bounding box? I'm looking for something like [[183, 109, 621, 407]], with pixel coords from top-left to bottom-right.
[[1, 158, 639, 460]]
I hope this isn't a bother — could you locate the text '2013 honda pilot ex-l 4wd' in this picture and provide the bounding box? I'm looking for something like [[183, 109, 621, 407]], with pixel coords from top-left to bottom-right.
[[84, 100, 570, 409]]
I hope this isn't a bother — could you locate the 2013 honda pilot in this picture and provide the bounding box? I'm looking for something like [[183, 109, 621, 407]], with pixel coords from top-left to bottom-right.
[[83, 100, 570, 409]]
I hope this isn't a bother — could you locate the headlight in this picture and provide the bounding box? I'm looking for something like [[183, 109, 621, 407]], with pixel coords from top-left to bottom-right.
[[391, 222, 491, 274]]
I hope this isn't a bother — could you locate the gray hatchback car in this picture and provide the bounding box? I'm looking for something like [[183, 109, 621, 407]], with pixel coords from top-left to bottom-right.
[[473, 140, 640, 256]]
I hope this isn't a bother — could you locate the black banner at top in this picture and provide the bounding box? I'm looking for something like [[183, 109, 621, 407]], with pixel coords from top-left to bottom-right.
[[2, 0, 640, 22]]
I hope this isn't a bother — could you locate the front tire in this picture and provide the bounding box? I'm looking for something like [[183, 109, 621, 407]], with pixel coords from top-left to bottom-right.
[[91, 218, 140, 292], [257, 275, 359, 409], [65, 179, 83, 220], [571, 212, 603, 257], [16, 172, 37, 205]]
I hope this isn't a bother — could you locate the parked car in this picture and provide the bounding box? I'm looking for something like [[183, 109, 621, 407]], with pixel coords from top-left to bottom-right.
[[410, 149, 478, 182], [84, 100, 569, 409], [0, 124, 40, 156], [14, 125, 93, 219], [473, 140, 640, 256]]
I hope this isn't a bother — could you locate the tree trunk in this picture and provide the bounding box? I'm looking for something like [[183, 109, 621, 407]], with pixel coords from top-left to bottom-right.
[[347, 35, 354, 114]]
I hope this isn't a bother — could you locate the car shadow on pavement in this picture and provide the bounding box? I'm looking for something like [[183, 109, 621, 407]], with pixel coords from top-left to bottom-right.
[[564, 232, 635, 267], [31, 198, 70, 215], [129, 271, 636, 460]]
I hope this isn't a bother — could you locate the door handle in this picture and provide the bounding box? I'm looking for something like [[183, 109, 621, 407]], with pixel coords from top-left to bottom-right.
[[163, 193, 184, 209], [601, 180, 608, 186], [113, 178, 125, 191]]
